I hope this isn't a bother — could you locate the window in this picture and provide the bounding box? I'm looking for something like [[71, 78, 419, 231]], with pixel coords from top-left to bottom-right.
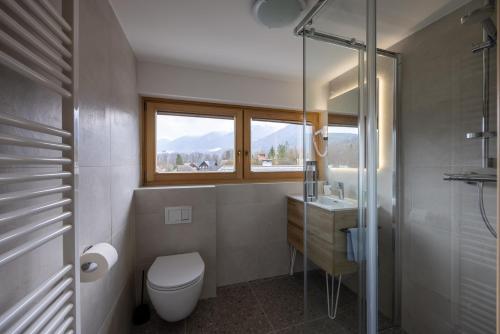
[[249, 120, 311, 172], [144, 100, 319, 185], [156, 114, 236, 173]]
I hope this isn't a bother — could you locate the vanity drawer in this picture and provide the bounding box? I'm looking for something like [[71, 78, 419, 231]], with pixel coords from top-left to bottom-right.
[[334, 211, 357, 231], [307, 205, 335, 244]]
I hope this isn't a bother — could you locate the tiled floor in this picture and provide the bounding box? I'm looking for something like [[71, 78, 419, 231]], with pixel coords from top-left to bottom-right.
[[133, 271, 393, 334]]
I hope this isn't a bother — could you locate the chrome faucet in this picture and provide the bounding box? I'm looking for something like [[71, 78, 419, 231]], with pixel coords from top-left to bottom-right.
[[332, 181, 344, 200]]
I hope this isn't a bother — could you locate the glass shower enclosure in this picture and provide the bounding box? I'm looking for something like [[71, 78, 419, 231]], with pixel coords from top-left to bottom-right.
[[296, 0, 399, 333], [295, 0, 498, 333]]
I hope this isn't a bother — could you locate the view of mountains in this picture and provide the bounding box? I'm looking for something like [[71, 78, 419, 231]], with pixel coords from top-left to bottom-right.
[[157, 124, 303, 153], [157, 124, 358, 159]]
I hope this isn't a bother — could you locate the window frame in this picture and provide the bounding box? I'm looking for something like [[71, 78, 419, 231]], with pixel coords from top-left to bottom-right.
[[144, 100, 243, 185], [143, 99, 319, 186], [243, 108, 318, 181]]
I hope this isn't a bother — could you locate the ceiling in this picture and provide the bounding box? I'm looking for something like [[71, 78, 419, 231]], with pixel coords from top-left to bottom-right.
[[109, 0, 472, 83]]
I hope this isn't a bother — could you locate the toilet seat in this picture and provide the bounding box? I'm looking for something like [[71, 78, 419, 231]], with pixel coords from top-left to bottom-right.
[[147, 252, 204, 292]]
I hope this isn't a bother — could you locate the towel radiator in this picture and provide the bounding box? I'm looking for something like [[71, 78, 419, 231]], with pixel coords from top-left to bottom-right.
[[0, 1, 80, 333]]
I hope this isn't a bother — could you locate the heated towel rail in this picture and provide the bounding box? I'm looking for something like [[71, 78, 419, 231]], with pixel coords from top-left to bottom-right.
[[0, 1, 79, 333]]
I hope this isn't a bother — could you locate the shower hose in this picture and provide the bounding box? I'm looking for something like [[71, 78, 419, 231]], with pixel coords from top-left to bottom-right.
[[477, 182, 497, 238]]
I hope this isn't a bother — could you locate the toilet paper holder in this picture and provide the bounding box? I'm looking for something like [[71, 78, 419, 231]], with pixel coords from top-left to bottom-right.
[[80, 243, 118, 282], [81, 245, 97, 273]]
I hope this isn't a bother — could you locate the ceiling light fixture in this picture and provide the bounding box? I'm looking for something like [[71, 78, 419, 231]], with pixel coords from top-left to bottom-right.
[[252, 0, 307, 28]]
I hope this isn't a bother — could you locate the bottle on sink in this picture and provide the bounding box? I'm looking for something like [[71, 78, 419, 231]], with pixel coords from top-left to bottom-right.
[[305, 161, 318, 202]]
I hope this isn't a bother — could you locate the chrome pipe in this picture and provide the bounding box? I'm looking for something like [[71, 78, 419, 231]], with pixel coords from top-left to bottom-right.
[[0, 225, 72, 267], [0, 50, 72, 97], [3, 0, 72, 58], [293, 0, 329, 35], [443, 172, 497, 182], [53, 317, 73, 334], [39, 304, 73, 334], [39, 0, 72, 32], [299, 28, 399, 59], [482, 28, 491, 168], [61, 1, 81, 331], [0, 172, 72, 184], [0, 113, 71, 138], [0, 30, 71, 84], [0, 154, 72, 165], [0, 185, 72, 204], [392, 54, 403, 328], [301, 31, 309, 319], [0, 8, 71, 71], [24, 291, 73, 334], [0, 133, 72, 151], [0, 265, 72, 331], [366, 0, 379, 332], [21, 0, 72, 45], [0, 199, 72, 225], [357, 48, 367, 334], [0, 212, 72, 246], [5, 278, 72, 334]]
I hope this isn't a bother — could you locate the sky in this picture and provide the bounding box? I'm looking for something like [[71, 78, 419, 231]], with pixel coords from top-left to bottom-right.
[[157, 114, 289, 140], [157, 114, 234, 140]]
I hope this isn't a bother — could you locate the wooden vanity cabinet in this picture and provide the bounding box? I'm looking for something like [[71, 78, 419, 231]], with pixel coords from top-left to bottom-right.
[[287, 197, 358, 277]]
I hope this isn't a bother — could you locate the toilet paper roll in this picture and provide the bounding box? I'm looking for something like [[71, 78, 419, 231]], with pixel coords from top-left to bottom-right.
[[80, 243, 118, 283]]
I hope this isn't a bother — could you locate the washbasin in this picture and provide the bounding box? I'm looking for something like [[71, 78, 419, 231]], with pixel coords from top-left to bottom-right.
[[288, 195, 357, 211], [316, 196, 357, 209]]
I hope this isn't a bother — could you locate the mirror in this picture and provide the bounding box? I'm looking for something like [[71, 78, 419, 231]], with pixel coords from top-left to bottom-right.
[[327, 86, 360, 169], [327, 83, 379, 169]]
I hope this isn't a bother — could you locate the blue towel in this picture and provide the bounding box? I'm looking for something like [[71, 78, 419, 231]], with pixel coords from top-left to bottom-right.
[[346, 228, 365, 263]]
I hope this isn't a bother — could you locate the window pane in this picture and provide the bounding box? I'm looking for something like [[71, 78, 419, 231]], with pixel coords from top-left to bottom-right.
[[156, 113, 235, 173], [250, 119, 312, 172], [328, 125, 358, 168]]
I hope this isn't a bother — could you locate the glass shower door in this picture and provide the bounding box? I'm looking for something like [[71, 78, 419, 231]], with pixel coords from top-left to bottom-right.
[[300, 1, 399, 332]]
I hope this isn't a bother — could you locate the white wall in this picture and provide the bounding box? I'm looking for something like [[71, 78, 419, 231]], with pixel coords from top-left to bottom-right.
[[138, 61, 302, 109]]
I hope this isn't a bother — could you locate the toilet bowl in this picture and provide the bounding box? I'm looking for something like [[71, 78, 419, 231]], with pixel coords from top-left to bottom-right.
[[147, 252, 205, 322]]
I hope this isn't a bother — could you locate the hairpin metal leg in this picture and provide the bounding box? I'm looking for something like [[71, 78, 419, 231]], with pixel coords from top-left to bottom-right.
[[289, 245, 297, 275], [326, 272, 342, 320]]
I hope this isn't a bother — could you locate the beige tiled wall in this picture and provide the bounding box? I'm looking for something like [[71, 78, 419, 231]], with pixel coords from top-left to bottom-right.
[[390, 0, 497, 333], [215, 182, 302, 285], [134, 182, 302, 299], [78, 1, 140, 333], [134, 186, 217, 299]]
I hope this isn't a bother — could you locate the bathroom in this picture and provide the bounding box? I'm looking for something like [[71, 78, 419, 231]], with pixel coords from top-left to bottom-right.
[[0, 0, 497, 333]]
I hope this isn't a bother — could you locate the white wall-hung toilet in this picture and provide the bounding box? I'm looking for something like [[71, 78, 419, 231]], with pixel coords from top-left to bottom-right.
[[147, 252, 205, 322]]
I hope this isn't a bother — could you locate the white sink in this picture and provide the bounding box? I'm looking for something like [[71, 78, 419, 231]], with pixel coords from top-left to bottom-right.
[[316, 196, 357, 209], [288, 195, 357, 212]]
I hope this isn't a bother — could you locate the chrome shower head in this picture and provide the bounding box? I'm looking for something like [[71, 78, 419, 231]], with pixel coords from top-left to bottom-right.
[[461, 1, 497, 41], [460, 5, 494, 25]]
